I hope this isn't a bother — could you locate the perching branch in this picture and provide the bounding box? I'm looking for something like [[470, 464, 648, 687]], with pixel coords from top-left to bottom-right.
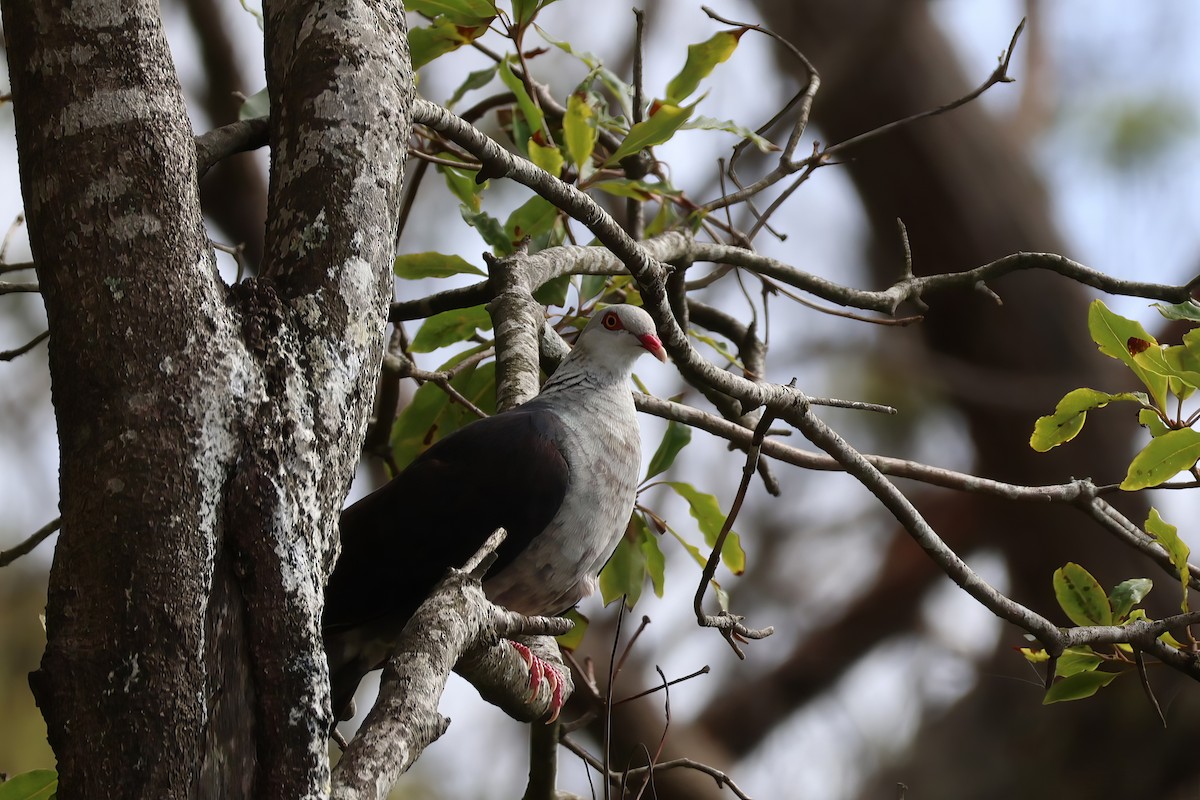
[[332, 530, 573, 800]]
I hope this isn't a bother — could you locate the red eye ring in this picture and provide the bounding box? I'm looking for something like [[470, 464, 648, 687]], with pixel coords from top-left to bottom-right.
[[602, 312, 622, 331]]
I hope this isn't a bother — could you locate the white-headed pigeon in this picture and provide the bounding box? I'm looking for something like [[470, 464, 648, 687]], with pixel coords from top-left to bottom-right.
[[323, 304, 667, 724]]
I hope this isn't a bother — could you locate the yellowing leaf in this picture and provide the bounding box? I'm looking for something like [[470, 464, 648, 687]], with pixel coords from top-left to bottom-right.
[[664, 29, 743, 105], [1018, 646, 1049, 663], [1145, 508, 1191, 610], [1087, 299, 1168, 409], [1053, 562, 1112, 626], [1029, 388, 1146, 452], [563, 92, 597, 170], [527, 138, 564, 177], [604, 101, 695, 166], [1121, 427, 1200, 490]]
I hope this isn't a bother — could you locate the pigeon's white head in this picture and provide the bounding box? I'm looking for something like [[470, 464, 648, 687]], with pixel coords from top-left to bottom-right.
[[573, 305, 668, 374]]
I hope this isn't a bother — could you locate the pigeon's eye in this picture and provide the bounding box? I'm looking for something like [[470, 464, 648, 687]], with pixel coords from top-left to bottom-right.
[[602, 312, 622, 331]]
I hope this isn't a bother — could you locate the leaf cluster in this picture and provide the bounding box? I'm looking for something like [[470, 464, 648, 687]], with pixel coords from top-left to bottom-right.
[[1031, 299, 1200, 489]]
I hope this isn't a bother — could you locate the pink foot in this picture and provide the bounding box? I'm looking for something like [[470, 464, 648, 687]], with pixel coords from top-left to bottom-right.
[[510, 641, 566, 723]]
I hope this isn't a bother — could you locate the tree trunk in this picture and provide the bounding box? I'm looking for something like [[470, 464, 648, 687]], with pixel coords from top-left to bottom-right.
[[2, 1, 412, 797]]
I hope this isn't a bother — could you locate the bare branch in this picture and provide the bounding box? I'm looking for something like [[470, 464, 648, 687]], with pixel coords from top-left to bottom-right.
[[0, 280, 40, 295], [0, 517, 61, 568], [693, 410, 776, 657], [0, 330, 49, 362], [561, 735, 754, 800]]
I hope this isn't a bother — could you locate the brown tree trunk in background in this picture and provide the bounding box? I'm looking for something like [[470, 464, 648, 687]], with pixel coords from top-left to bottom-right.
[[177, 0, 268, 269], [605, 2, 1197, 798]]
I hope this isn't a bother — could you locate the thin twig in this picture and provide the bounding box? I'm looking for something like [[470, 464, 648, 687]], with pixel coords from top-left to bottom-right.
[[0, 330, 49, 362], [0, 517, 61, 568], [1134, 647, 1167, 728], [614, 665, 711, 706], [561, 735, 754, 800], [693, 408, 777, 657]]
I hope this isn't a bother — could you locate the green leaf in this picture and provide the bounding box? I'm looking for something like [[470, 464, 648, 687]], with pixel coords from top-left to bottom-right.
[[1053, 562, 1112, 626], [238, 86, 270, 121], [447, 65, 500, 109], [563, 92, 598, 170], [645, 420, 692, 480], [409, 18, 490, 70], [1109, 577, 1153, 622], [556, 608, 588, 651], [664, 521, 707, 568], [579, 273, 611, 303], [1029, 388, 1147, 452], [589, 178, 678, 201], [1138, 408, 1170, 437], [1054, 646, 1103, 677], [644, 198, 680, 236], [682, 115, 777, 152], [1145, 508, 1191, 610], [1153, 300, 1200, 322], [534, 25, 634, 120], [665, 482, 745, 575], [439, 159, 486, 211], [527, 138, 564, 177], [498, 58, 547, 137], [604, 101, 696, 166], [533, 273, 571, 306], [0, 770, 58, 800], [408, 0, 497, 25], [390, 354, 495, 469], [664, 29, 743, 105], [1087, 299, 1168, 409], [461, 208, 512, 254], [503, 194, 559, 243], [638, 517, 666, 598], [411, 305, 493, 353], [512, 0, 560, 26], [393, 252, 485, 279], [1159, 345, 1200, 393], [1121, 427, 1200, 490], [599, 525, 645, 608], [1042, 670, 1120, 704]]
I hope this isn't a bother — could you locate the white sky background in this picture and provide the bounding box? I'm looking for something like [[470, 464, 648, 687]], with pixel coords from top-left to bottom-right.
[[2, 1, 1200, 798]]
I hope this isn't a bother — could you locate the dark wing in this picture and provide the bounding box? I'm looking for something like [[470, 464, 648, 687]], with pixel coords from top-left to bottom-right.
[[322, 405, 569, 720]]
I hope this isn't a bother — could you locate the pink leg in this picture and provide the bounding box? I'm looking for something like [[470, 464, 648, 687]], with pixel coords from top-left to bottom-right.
[[509, 641, 566, 723]]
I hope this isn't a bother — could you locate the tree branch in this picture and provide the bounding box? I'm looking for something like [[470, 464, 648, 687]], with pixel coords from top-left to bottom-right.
[[331, 534, 571, 800]]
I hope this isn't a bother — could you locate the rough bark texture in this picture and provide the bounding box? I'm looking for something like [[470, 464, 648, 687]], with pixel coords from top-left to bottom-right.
[[2, 0, 412, 797], [4, 4, 232, 797]]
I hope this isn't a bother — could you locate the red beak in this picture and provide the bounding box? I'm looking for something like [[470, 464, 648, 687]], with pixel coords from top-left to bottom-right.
[[640, 333, 668, 362]]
